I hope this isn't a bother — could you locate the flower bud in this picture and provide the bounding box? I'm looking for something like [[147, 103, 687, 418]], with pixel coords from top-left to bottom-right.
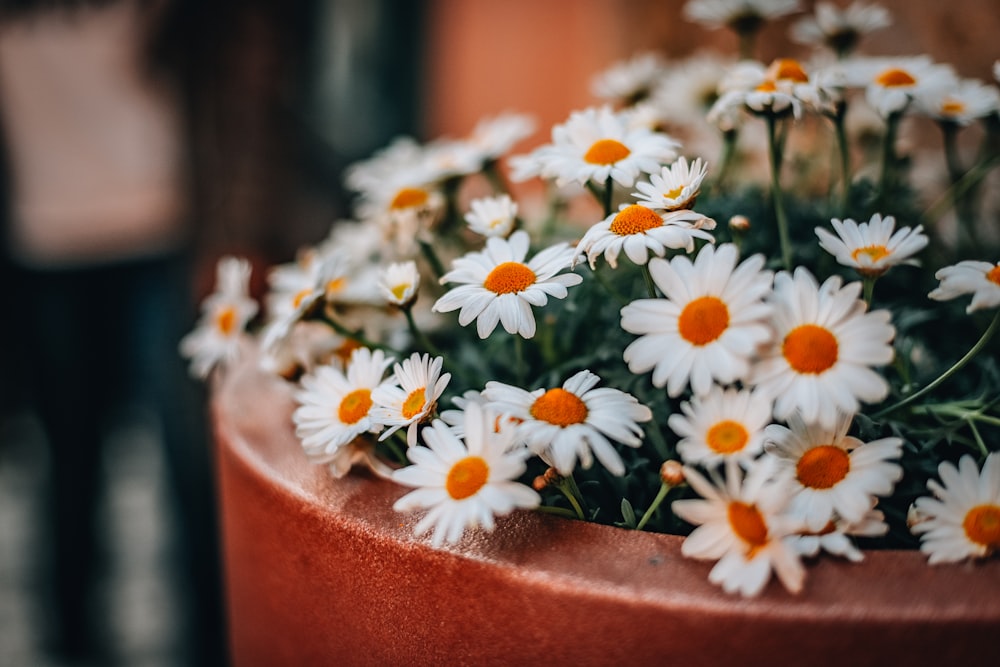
[[659, 460, 685, 486]]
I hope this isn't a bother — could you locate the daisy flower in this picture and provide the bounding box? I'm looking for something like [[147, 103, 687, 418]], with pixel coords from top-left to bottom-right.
[[371, 353, 452, 447], [591, 51, 668, 106], [179, 256, 258, 379], [482, 370, 653, 477], [513, 105, 679, 188], [632, 157, 709, 211], [911, 452, 1000, 563], [815, 213, 928, 278], [928, 260, 1000, 313], [916, 77, 1000, 126], [710, 59, 825, 120], [433, 230, 582, 339], [668, 385, 774, 467], [467, 112, 536, 161], [621, 243, 774, 397], [379, 260, 420, 307], [464, 194, 518, 239], [575, 204, 716, 270], [844, 56, 956, 118], [392, 402, 540, 548], [672, 458, 806, 597], [764, 412, 903, 531], [790, 1, 892, 55], [791, 508, 889, 562], [749, 267, 895, 429], [439, 390, 523, 444], [292, 347, 395, 474], [682, 0, 802, 30]]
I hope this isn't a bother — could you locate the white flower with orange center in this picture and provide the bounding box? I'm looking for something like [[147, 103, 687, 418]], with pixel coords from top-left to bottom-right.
[[392, 402, 540, 548], [749, 267, 895, 429], [791, 508, 889, 562], [710, 59, 820, 120], [575, 204, 716, 270], [764, 412, 903, 531], [621, 243, 774, 397], [911, 452, 1000, 564], [180, 256, 258, 379], [591, 51, 668, 106], [668, 385, 774, 467], [846, 56, 956, 117], [672, 458, 806, 597], [928, 259, 1000, 313], [379, 260, 420, 307], [917, 78, 1000, 126], [514, 105, 679, 188], [292, 347, 395, 474], [371, 353, 452, 447], [433, 230, 582, 339], [465, 194, 518, 239], [815, 213, 928, 278], [482, 370, 653, 476], [790, 1, 892, 54], [632, 156, 710, 212]]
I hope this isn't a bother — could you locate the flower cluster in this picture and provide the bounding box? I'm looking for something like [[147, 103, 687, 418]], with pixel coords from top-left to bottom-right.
[[182, 0, 1000, 597]]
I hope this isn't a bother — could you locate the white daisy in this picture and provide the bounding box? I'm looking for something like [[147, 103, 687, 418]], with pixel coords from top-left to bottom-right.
[[928, 260, 1000, 313], [672, 458, 806, 597], [844, 56, 957, 118], [710, 59, 825, 120], [790, 1, 892, 54], [392, 402, 540, 547], [815, 213, 928, 278], [371, 353, 452, 447], [512, 105, 679, 188], [433, 230, 582, 339], [464, 194, 518, 239], [668, 385, 774, 467], [292, 347, 395, 473], [439, 390, 523, 444], [764, 412, 903, 531], [632, 156, 710, 211], [467, 112, 537, 161], [916, 77, 1000, 126], [591, 51, 668, 106], [574, 204, 717, 270], [482, 370, 653, 476], [749, 267, 895, 429], [379, 260, 420, 307], [911, 452, 1000, 563], [179, 256, 258, 379], [791, 508, 889, 562], [621, 243, 774, 397], [344, 135, 425, 194], [682, 0, 802, 30]]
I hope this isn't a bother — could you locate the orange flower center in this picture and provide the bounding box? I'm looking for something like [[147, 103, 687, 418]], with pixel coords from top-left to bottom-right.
[[484, 261, 536, 295], [446, 456, 490, 500], [876, 68, 916, 88], [941, 99, 966, 115], [768, 58, 809, 83], [583, 138, 631, 165], [783, 324, 838, 374], [390, 187, 430, 210], [987, 265, 1000, 286], [796, 445, 851, 489], [678, 296, 730, 346], [334, 339, 363, 366], [338, 388, 373, 425], [327, 277, 346, 294], [292, 288, 313, 309], [215, 306, 237, 335], [755, 80, 777, 93], [530, 388, 588, 427], [728, 501, 769, 549], [402, 387, 427, 419], [706, 420, 750, 454], [851, 245, 890, 264], [963, 504, 1000, 549], [609, 205, 663, 236]]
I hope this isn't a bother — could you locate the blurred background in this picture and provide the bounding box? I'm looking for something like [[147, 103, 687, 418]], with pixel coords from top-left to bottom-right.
[[0, 0, 996, 665]]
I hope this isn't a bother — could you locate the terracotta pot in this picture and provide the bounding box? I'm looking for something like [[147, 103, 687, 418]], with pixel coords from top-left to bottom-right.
[[212, 357, 1000, 667]]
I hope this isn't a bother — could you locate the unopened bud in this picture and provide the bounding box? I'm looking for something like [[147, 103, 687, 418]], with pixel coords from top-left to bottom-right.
[[728, 214, 750, 232], [659, 460, 685, 486], [533, 466, 565, 491]]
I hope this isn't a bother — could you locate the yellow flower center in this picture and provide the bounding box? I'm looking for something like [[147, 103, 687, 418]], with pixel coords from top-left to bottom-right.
[[963, 504, 1000, 549], [664, 185, 685, 200], [390, 283, 411, 301], [530, 388, 588, 427], [402, 387, 427, 419], [327, 277, 346, 294], [706, 420, 750, 454], [338, 388, 373, 425], [609, 205, 663, 236], [796, 445, 851, 489], [489, 218, 506, 229], [728, 501, 769, 550], [876, 68, 917, 88], [292, 288, 313, 309], [390, 187, 430, 210], [483, 261, 536, 295], [768, 58, 809, 83], [446, 456, 490, 500], [215, 306, 237, 335], [583, 138, 631, 165], [941, 98, 966, 116], [755, 80, 778, 93], [987, 265, 1000, 286], [851, 245, 890, 264], [678, 296, 730, 346], [783, 324, 839, 374]]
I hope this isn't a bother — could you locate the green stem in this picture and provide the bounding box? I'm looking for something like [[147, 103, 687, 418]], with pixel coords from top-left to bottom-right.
[[966, 418, 990, 459], [940, 121, 977, 248], [642, 265, 659, 299], [418, 239, 447, 281], [922, 153, 1000, 227], [874, 309, 1000, 419], [714, 129, 738, 193], [590, 265, 628, 306], [536, 505, 579, 519], [404, 306, 442, 357], [862, 276, 876, 307], [766, 114, 793, 271], [876, 112, 901, 210], [833, 106, 851, 218], [383, 433, 409, 466], [635, 482, 670, 531], [603, 175, 614, 218], [557, 476, 586, 520], [514, 334, 526, 386], [483, 159, 510, 195]]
